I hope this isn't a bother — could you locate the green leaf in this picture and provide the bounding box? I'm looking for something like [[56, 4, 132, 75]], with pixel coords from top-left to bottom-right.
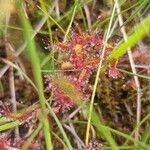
[[0, 121, 20, 132], [85, 105, 119, 150], [141, 125, 150, 143]]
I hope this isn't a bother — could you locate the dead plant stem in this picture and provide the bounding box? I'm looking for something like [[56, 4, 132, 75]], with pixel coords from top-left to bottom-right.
[[114, 0, 142, 143], [82, 0, 92, 30], [9, 66, 19, 138], [5, 11, 19, 139]]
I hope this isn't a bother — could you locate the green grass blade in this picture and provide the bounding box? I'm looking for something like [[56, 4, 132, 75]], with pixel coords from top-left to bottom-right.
[[52, 132, 68, 149], [85, 3, 119, 149], [107, 15, 150, 62], [111, 0, 150, 38], [102, 126, 150, 149], [74, 119, 150, 149], [38, 6, 66, 35], [141, 125, 150, 143], [22, 123, 42, 150], [17, 1, 53, 149], [0, 117, 10, 124], [46, 101, 73, 150], [0, 121, 20, 132], [124, 114, 150, 146], [0, 80, 4, 97], [119, 69, 150, 80], [64, 0, 79, 41], [85, 105, 119, 150]]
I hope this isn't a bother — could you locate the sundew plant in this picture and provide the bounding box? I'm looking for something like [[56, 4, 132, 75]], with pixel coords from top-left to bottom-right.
[[0, 0, 150, 150]]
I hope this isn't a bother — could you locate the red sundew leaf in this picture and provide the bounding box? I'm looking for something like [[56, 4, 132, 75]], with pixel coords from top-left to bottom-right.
[[0, 101, 12, 115], [0, 136, 38, 150], [44, 75, 78, 113], [133, 50, 150, 65], [0, 138, 10, 150], [73, 44, 83, 57], [55, 32, 104, 71], [84, 58, 100, 66], [69, 54, 84, 69], [55, 42, 71, 52], [13, 138, 39, 150], [122, 79, 137, 90], [52, 77, 84, 105], [71, 32, 85, 45], [55, 32, 103, 54], [55, 31, 122, 81], [2, 104, 39, 122], [79, 69, 88, 80], [52, 89, 74, 113], [45, 75, 91, 113], [61, 61, 74, 70], [71, 32, 103, 48], [7, 110, 35, 121], [0, 101, 38, 122], [108, 61, 121, 78]]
